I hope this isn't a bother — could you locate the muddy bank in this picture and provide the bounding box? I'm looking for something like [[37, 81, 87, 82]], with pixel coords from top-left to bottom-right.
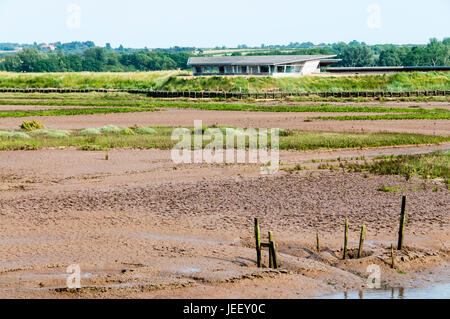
[[0, 158, 448, 298], [0, 108, 449, 136]]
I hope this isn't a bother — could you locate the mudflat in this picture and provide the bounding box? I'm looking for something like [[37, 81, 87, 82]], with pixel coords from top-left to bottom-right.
[[0, 146, 448, 298]]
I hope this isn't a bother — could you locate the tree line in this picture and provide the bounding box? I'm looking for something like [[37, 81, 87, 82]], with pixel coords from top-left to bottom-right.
[[0, 48, 191, 72], [0, 39, 448, 72], [245, 39, 449, 67]]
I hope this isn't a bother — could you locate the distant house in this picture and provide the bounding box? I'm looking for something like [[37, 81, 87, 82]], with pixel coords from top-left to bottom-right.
[[187, 55, 339, 77], [40, 44, 56, 51]]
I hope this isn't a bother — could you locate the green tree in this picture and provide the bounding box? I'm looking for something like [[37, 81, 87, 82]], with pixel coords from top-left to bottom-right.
[[426, 38, 449, 66], [17, 48, 42, 72], [404, 46, 428, 66], [378, 49, 402, 66], [338, 45, 375, 67], [82, 47, 107, 71], [62, 55, 83, 72], [1, 54, 22, 71]]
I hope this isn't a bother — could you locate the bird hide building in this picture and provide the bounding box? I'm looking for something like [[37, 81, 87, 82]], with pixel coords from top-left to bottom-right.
[[187, 55, 339, 77]]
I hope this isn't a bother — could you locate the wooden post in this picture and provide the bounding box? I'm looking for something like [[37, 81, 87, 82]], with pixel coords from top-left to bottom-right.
[[397, 196, 406, 250], [316, 232, 320, 252], [268, 231, 274, 268], [391, 244, 395, 269], [268, 231, 278, 269], [358, 225, 366, 259], [254, 218, 261, 268], [105, 148, 109, 161], [343, 218, 349, 260]]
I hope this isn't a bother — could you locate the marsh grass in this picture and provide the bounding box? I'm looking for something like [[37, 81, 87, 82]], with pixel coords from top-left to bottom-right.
[[312, 112, 450, 121], [0, 127, 447, 152], [0, 71, 448, 92], [344, 152, 449, 183], [2, 92, 449, 103], [0, 92, 446, 117], [0, 107, 156, 118]]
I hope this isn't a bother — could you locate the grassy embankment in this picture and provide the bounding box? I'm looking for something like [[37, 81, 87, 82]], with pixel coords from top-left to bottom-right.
[[0, 124, 448, 151], [0, 71, 449, 92]]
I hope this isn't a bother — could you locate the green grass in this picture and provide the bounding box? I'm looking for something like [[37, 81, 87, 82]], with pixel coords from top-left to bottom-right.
[[278, 132, 449, 150], [377, 186, 399, 192], [0, 126, 448, 152], [344, 152, 449, 183], [2, 91, 449, 103], [0, 107, 156, 118], [158, 101, 443, 114], [311, 112, 450, 120], [0, 71, 449, 92], [0, 92, 448, 117]]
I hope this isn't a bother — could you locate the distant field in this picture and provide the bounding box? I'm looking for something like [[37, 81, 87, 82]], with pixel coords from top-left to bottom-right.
[[0, 71, 449, 92]]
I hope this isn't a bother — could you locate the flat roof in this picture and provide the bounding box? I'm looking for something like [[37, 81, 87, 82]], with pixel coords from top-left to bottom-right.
[[188, 55, 336, 66]]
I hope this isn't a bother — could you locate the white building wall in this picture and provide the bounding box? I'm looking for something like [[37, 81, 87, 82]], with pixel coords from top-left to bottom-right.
[[301, 60, 321, 75]]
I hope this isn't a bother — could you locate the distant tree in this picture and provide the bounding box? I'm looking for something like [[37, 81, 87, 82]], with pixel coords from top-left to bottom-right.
[[337, 45, 375, 67], [404, 46, 428, 66], [34, 58, 61, 72], [1, 54, 22, 71], [62, 55, 83, 72], [17, 48, 42, 72], [83, 47, 107, 71], [426, 38, 449, 66], [331, 42, 348, 53], [378, 49, 402, 66]]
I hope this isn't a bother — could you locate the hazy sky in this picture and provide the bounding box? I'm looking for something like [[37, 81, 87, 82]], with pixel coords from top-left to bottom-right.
[[1, 0, 449, 48]]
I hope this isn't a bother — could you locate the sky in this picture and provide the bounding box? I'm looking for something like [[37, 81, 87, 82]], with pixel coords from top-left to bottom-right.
[[1, 0, 449, 48]]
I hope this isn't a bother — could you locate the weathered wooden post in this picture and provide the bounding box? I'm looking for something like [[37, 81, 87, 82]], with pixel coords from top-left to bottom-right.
[[358, 225, 366, 259], [391, 244, 395, 269], [105, 148, 109, 161], [268, 231, 274, 268], [268, 231, 278, 269], [316, 232, 320, 252], [254, 218, 261, 268], [343, 218, 349, 260], [397, 196, 406, 250]]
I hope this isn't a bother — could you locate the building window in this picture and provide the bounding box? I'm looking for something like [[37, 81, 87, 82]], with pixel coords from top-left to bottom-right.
[[260, 66, 269, 73], [277, 66, 284, 73], [240, 66, 247, 73], [219, 66, 225, 74], [286, 66, 292, 73], [195, 67, 202, 74]]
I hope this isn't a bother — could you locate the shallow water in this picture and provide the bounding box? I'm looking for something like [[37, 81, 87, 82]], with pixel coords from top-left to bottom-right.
[[322, 283, 450, 299]]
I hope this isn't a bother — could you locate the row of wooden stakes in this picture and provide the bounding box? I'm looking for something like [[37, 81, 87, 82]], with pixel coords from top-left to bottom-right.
[[254, 196, 407, 269]]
